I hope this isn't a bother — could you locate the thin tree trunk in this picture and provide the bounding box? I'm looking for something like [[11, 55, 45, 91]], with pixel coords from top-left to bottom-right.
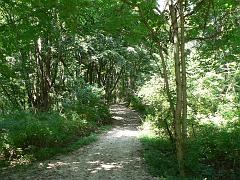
[[159, 48, 175, 119], [109, 67, 124, 97], [170, 1, 185, 176], [180, 0, 187, 145]]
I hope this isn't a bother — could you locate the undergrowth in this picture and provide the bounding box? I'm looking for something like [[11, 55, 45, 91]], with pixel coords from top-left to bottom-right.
[[0, 85, 111, 167], [133, 75, 240, 179], [140, 122, 240, 180]]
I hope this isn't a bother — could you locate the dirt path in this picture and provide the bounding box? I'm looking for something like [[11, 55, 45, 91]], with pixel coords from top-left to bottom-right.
[[1, 105, 156, 180]]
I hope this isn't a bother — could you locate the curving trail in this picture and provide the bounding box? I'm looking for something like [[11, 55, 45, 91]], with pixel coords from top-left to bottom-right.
[[1, 105, 156, 180]]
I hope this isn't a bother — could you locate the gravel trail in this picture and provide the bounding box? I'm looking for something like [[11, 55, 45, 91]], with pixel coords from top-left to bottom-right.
[[1, 105, 156, 180]]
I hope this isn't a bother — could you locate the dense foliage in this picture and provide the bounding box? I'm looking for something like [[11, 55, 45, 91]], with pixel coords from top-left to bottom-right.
[[0, 0, 151, 166], [0, 85, 110, 166], [0, 0, 239, 179]]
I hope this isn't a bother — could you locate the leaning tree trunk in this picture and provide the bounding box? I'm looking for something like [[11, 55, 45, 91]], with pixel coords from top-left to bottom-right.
[[159, 48, 175, 119]]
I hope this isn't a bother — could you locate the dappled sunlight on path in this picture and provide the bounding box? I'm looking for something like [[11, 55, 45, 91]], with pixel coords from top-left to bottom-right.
[[1, 105, 156, 180]]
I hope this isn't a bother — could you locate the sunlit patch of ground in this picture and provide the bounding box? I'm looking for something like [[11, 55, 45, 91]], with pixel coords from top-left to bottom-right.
[[113, 129, 139, 138], [139, 121, 157, 138]]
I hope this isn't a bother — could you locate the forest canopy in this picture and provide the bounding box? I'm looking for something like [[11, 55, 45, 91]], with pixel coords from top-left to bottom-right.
[[0, 0, 239, 179]]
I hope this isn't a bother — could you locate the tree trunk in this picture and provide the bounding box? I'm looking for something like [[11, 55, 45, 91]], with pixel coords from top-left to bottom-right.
[[170, 1, 185, 176], [180, 0, 187, 146], [159, 48, 175, 119]]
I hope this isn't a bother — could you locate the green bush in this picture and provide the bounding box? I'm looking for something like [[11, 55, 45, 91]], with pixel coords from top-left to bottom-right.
[[140, 123, 240, 179], [129, 95, 146, 113], [63, 85, 110, 124], [186, 123, 240, 179], [0, 85, 111, 166]]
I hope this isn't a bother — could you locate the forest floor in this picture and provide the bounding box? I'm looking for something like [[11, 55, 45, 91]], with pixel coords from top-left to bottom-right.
[[1, 105, 157, 180]]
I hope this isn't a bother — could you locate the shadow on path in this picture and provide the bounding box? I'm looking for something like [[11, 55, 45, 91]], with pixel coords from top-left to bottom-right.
[[1, 105, 155, 180]]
